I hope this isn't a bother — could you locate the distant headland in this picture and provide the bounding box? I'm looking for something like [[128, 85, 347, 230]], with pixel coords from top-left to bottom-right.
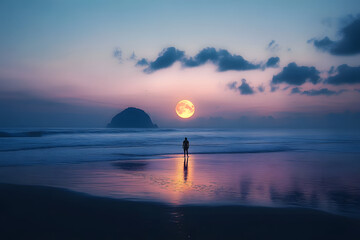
[[107, 107, 158, 128]]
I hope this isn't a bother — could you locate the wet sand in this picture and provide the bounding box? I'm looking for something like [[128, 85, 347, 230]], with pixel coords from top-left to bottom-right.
[[0, 152, 359, 217], [1, 183, 359, 240]]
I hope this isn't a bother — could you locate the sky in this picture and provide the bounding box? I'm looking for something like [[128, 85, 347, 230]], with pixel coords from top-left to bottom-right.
[[1, 0, 360, 128]]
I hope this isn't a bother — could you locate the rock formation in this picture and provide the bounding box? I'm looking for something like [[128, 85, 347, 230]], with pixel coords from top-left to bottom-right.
[[107, 107, 158, 128]]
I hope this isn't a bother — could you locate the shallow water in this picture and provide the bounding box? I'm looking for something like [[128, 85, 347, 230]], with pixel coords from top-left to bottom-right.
[[0, 128, 360, 217]]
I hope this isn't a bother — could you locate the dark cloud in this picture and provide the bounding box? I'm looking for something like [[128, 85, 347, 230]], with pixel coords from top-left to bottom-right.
[[217, 50, 260, 71], [258, 84, 265, 92], [270, 85, 279, 92], [266, 57, 280, 68], [113, 48, 122, 62], [310, 15, 360, 55], [282, 86, 290, 91], [325, 64, 360, 85], [228, 79, 255, 95], [290, 87, 346, 96], [140, 47, 261, 73], [310, 37, 334, 51], [238, 79, 255, 95], [302, 88, 341, 96], [268, 40, 275, 47], [183, 47, 260, 72], [136, 58, 149, 66], [266, 40, 280, 52], [182, 47, 219, 67], [271, 62, 321, 85], [227, 81, 237, 90], [291, 87, 301, 94], [144, 47, 185, 73]]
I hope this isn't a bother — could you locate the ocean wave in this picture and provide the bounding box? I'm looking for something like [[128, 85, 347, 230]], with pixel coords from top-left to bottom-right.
[[111, 147, 292, 158], [1, 128, 360, 167], [0, 142, 175, 152], [0, 128, 180, 138], [0, 144, 91, 152], [0, 142, 291, 155], [0, 131, 43, 138]]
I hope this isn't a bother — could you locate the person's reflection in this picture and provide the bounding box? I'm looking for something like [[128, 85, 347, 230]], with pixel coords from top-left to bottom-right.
[[183, 156, 189, 183]]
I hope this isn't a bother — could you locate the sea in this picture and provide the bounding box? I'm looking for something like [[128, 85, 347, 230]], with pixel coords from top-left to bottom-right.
[[0, 128, 360, 218]]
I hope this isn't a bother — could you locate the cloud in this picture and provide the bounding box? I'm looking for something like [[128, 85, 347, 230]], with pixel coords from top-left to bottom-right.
[[268, 40, 275, 47], [290, 87, 301, 94], [183, 47, 261, 72], [140, 47, 261, 73], [144, 47, 185, 73], [271, 62, 321, 85], [309, 37, 334, 51], [270, 85, 279, 92], [266, 40, 280, 52], [128, 52, 136, 61], [266, 57, 280, 68], [113, 48, 122, 62], [325, 64, 360, 85], [136, 58, 149, 66], [258, 84, 265, 92], [328, 66, 335, 74], [282, 86, 290, 91], [228, 79, 255, 95], [290, 87, 346, 96], [216, 50, 260, 71], [309, 15, 360, 55], [239, 79, 255, 95], [227, 81, 237, 90], [302, 88, 344, 96], [182, 47, 219, 67]]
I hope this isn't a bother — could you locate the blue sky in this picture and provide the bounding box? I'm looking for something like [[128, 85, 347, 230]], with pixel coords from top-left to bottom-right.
[[2, 0, 359, 61]]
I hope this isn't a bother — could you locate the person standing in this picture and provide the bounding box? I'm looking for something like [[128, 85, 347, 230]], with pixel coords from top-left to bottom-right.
[[183, 137, 189, 158]]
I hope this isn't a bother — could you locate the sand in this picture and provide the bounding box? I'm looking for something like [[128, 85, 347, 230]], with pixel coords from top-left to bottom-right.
[[0, 183, 359, 240]]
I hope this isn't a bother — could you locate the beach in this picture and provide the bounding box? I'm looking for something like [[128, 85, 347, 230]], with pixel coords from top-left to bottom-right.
[[1, 128, 360, 239], [1, 183, 359, 240]]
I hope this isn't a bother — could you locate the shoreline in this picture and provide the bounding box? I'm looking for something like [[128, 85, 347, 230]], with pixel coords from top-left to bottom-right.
[[0, 151, 360, 219], [1, 183, 359, 239]]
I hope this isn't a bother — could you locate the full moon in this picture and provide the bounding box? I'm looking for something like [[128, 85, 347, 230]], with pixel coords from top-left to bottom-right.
[[176, 100, 195, 119]]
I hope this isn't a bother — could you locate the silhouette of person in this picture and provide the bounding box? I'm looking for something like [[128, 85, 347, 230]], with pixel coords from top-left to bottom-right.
[[183, 137, 189, 158]]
